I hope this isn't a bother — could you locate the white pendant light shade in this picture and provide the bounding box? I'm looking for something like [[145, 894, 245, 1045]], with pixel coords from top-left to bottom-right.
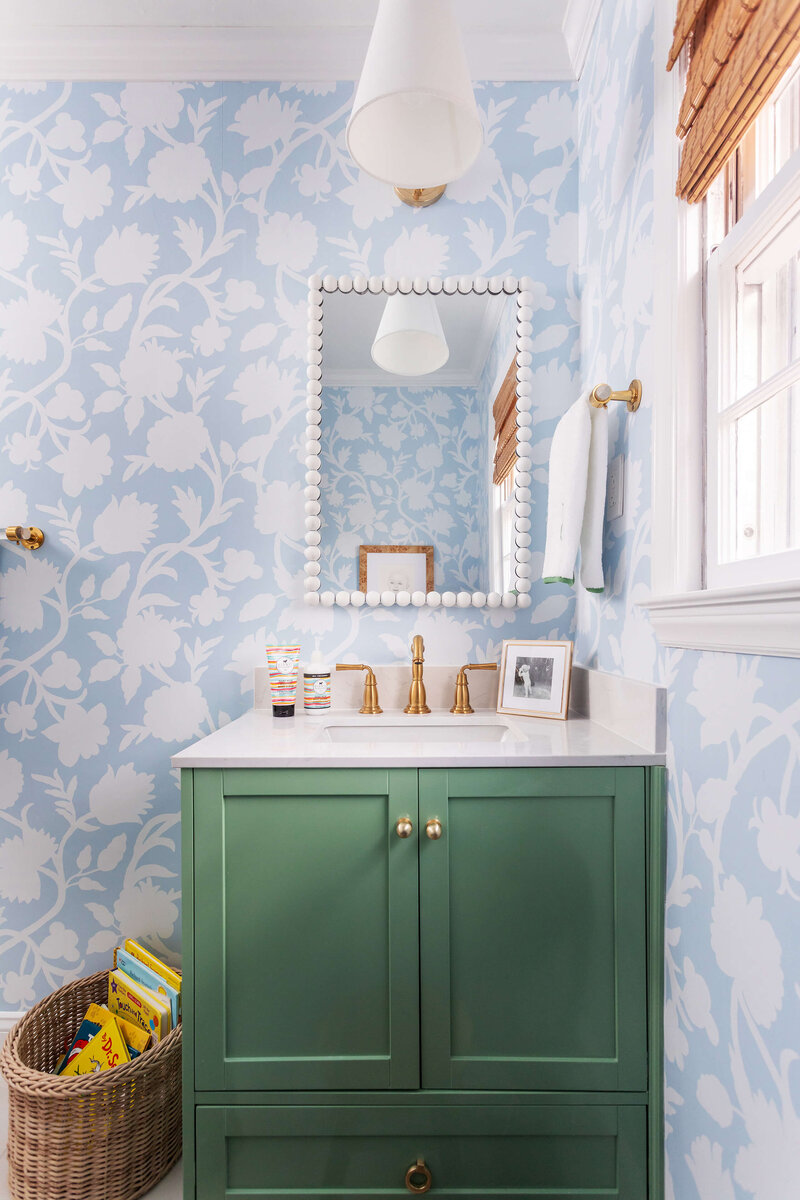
[[347, 0, 483, 189], [371, 293, 449, 376]]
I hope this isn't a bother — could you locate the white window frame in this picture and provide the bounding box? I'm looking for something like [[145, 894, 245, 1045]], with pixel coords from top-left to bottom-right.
[[706, 153, 800, 591], [640, 0, 800, 657]]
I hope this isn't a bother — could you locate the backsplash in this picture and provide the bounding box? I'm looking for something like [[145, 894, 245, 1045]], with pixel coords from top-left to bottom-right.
[[578, 3, 800, 1198], [0, 80, 578, 1004]]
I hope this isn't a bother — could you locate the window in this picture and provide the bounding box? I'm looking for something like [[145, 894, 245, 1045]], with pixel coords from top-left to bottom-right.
[[705, 58, 800, 590], [490, 469, 516, 594], [645, 5, 800, 656]]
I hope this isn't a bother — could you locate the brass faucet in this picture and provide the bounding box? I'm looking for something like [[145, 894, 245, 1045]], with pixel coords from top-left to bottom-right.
[[450, 662, 498, 714], [404, 635, 430, 715], [335, 663, 382, 714]]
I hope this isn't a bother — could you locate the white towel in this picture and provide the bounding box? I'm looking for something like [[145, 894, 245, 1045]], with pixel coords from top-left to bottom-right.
[[542, 395, 608, 592]]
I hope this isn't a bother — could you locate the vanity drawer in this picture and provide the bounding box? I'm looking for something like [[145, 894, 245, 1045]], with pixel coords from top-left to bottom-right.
[[194, 1103, 647, 1199]]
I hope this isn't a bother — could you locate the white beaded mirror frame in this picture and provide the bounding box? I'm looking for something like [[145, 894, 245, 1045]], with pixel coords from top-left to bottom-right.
[[302, 273, 535, 611]]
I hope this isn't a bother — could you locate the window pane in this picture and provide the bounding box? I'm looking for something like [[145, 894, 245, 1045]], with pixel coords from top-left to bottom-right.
[[737, 54, 800, 217], [720, 384, 800, 562], [736, 206, 800, 398]]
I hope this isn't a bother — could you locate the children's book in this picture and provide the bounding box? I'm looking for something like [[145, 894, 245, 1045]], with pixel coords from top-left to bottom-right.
[[123, 939, 182, 997], [55, 1005, 147, 1075], [108, 968, 171, 1043], [84, 1002, 150, 1056], [114, 947, 180, 1028], [60, 1017, 130, 1077]]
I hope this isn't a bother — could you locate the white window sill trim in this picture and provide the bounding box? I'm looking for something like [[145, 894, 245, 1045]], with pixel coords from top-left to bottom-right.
[[639, 581, 800, 658]]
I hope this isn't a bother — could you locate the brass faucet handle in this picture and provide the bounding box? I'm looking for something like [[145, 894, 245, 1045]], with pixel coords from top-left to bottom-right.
[[450, 662, 498, 715], [335, 663, 382, 715]]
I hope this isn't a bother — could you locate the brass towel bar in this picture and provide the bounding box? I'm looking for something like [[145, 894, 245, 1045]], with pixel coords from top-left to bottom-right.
[[6, 525, 45, 550], [589, 379, 642, 412]]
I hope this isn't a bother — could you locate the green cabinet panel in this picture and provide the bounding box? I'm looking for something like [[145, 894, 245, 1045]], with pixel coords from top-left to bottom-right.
[[419, 768, 647, 1091], [195, 1103, 647, 1199], [192, 768, 420, 1091]]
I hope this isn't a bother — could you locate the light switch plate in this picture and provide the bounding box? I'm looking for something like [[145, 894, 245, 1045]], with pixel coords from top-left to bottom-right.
[[606, 453, 624, 521]]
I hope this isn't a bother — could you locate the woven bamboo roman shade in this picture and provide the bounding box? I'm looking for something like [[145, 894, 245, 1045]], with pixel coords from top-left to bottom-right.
[[667, 0, 800, 202], [492, 356, 517, 486]]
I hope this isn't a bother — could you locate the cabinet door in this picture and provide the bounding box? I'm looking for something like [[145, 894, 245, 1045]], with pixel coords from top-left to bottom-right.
[[195, 1103, 647, 1199], [419, 767, 647, 1091], [192, 768, 419, 1091]]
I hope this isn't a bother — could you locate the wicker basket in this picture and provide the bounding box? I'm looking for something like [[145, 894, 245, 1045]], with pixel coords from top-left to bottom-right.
[[0, 969, 181, 1200]]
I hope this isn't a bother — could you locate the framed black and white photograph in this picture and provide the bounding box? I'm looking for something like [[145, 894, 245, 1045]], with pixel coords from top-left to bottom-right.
[[497, 639, 573, 720]]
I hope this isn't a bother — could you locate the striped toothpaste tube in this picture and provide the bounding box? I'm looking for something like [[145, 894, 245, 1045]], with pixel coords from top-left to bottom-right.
[[265, 646, 301, 718]]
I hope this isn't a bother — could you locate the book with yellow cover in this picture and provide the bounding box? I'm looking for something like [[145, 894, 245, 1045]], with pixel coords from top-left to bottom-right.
[[84, 1002, 151, 1056], [114, 947, 180, 1027], [108, 968, 171, 1043], [54, 1003, 151, 1074], [123, 939, 182, 996], [61, 1017, 130, 1076]]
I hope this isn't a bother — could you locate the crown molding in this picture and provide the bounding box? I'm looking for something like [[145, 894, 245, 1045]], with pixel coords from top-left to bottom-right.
[[562, 0, 603, 78], [0, 25, 574, 82]]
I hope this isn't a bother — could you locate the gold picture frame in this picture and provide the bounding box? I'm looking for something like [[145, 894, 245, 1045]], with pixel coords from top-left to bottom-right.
[[497, 639, 573, 720], [359, 544, 434, 594]]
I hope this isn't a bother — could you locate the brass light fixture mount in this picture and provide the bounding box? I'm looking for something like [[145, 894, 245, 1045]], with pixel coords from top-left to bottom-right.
[[394, 185, 447, 208]]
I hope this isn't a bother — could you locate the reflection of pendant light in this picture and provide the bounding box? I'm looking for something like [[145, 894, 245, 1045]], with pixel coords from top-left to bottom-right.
[[347, 0, 483, 208], [371, 294, 449, 376]]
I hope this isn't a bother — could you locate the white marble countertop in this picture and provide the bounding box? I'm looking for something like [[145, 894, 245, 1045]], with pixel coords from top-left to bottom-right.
[[171, 708, 666, 769]]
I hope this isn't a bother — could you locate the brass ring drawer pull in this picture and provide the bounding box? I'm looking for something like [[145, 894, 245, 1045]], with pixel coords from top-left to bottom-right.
[[395, 818, 414, 839], [425, 818, 443, 840], [405, 1158, 432, 1193]]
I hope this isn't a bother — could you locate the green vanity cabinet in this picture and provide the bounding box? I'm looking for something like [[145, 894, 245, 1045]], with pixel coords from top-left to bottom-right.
[[182, 764, 666, 1200]]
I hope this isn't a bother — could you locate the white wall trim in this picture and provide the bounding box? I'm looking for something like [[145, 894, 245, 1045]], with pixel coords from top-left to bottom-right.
[[650, 0, 705, 602], [640, 583, 800, 658], [0, 26, 575, 82], [562, 0, 603, 79], [0, 1011, 25, 1037]]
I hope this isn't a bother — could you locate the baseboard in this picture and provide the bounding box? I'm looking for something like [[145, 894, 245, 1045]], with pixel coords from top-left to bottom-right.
[[0, 1012, 25, 1038]]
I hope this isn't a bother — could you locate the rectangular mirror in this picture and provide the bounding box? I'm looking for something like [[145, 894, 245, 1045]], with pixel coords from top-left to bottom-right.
[[302, 275, 534, 612]]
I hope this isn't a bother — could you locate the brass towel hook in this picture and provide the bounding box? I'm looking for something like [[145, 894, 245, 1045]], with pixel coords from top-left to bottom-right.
[[589, 379, 642, 412], [6, 526, 45, 551]]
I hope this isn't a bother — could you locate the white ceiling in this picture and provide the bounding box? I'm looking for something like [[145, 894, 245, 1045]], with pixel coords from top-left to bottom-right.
[[0, 0, 602, 81], [323, 290, 509, 388]]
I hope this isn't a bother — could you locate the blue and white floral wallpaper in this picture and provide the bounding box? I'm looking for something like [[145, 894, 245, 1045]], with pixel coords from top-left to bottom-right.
[[0, 81, 578, 1006], [4, 14, 796, 1194], [577, 1, 800, 1196], [319, 382, 489, 591]]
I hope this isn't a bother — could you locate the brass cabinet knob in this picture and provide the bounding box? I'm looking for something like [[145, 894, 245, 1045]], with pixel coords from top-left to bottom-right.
[[425, 819, 443, 840], [405, 1159, 432, 1194], [395, 818, 414, 839]]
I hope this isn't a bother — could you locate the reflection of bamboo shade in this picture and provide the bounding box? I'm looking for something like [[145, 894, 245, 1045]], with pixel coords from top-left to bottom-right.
[[668, 0, 800, 202], [492, 356, 518, 486]]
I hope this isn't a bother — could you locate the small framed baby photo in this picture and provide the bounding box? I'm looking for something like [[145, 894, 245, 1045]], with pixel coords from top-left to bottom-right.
[[359, 544, 434, 593], [497, 639, 573, 720]]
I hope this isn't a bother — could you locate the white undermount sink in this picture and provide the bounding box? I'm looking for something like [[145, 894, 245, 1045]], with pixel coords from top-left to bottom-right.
[[321, 716, 515, 744]]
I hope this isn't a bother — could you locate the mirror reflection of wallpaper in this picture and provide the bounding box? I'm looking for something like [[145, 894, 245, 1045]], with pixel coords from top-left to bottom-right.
[[320, 385, 488, 592]]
